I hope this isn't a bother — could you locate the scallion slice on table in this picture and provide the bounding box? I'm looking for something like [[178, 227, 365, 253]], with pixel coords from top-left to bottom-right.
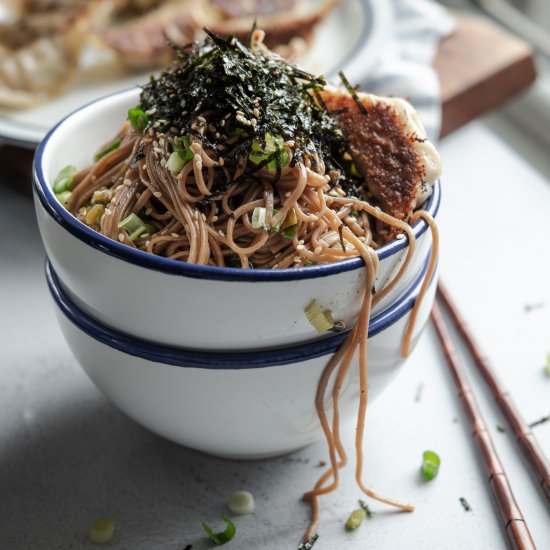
[[421, 450, 441, 480], [202, 515, 236, 545], [227, 490, 255, 515], [118, 213, 147, 241], [345, 508, 366, 530], [94, 138, 121, 161], [53, 165, 76, 193], [88, 518, 115, 544]]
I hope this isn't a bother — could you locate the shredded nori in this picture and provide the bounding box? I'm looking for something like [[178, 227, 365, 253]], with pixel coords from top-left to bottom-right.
[[138, 30, 356, 195]]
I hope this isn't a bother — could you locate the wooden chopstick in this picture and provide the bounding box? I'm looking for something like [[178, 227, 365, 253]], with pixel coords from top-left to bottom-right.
[[431, 302, 536, 550], [437, 281, 550, 503]]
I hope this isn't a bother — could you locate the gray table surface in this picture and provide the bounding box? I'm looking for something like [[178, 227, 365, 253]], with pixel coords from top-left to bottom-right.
[[1, 120, 550, 549]]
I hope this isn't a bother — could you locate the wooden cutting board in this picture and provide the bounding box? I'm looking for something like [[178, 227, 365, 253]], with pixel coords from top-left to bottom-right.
[[1, 11, 537, 193]]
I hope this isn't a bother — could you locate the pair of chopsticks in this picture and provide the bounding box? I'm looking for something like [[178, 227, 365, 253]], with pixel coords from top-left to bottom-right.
[[431, 281, 550, 550]]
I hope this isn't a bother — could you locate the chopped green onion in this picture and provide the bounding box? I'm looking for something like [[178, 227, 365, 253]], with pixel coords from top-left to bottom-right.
[[53, 165, 76, 193], [304, 260, 316, 266], [304, 299, 334, 333], [173, 135, 194, 164], [345, 508, 366, 531], [282, 224, 297, 239], [118, 213, 147, 241], [421, 450, 441, 480], [349, 210, 359, 219], [341, 158, 360, 178], [55, 190, 72, 205], [227, 490, 255, 515], [251, 207, 267, 229], [167, 151, 185, 173], [85, 204, 105, 225], [281, 207, 297, 229], [88, 518, 115, 544], [202, 515, 236, 546], [94, 138, 121, 161], [249, 133, 289, 171], [128, 107, 149, 130]]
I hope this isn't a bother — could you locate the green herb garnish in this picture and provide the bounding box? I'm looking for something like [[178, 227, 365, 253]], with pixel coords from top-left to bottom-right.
[[304, 300, 334, 333], [202, 515, 236, 546], [118, 213, 147, 241], [53, 165, 76, 193], [94, 138, 121, 161], [128, 107, 149, 130], [55, 190, 72, 205], [421, 450, 440, 481], [345, 508, 366, 531], [88, 518, 115, 544], [173, 135, 194, 163]]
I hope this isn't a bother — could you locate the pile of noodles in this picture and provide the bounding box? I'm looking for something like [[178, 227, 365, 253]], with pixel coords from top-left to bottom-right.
[[64, 30, 439, 548]]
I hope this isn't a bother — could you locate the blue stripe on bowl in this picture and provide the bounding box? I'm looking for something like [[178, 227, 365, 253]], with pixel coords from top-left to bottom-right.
[[33, 89, 440, 283], [46, 253, 434, 369]]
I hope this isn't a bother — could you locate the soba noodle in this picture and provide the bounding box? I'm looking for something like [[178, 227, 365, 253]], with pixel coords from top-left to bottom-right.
[[59, 29, 441, 547]]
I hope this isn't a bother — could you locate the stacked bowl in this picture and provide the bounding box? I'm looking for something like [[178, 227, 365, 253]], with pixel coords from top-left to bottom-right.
[[33, 89, 440, 459]]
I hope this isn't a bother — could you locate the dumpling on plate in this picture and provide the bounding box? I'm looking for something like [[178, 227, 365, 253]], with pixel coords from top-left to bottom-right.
[[0, 1, 109, 108]]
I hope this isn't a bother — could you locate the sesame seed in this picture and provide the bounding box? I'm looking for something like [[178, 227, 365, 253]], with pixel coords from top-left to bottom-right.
[[153, 192, 162, 198], [236, 115, 246, 124], [218, 230, 225, 236], [253, 107, 260, 118], [250, 118, 257, 128], [118, 232, 125, 242], [396, 233, 405, 239], [236, 110, 244, 116], [218, 157, 225, 166], [296, 244, 305, 251], [211, 215, 218, 222], [124, 179, 131, 187], [314, 245, 322, 254], [171, 233, 179, 238], [145, 208, 152, 215], [285, 192, 291, 198]]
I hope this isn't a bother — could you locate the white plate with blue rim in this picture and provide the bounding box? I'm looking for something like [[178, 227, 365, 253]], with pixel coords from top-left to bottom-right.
[[0, 0, 392, 149]]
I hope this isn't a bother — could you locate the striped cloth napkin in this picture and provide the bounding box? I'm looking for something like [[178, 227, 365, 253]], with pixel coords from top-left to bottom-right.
[[363, 0, 456, 141]]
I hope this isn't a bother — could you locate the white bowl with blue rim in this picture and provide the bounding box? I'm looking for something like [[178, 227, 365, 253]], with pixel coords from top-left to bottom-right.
[[33, 88, 440, 350], [46, 256, 437, 459]]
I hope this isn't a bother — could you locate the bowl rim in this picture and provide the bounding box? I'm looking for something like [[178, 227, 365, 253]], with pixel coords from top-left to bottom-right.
[[46, 254, 434, 369], [33, 87, 441, 283]]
